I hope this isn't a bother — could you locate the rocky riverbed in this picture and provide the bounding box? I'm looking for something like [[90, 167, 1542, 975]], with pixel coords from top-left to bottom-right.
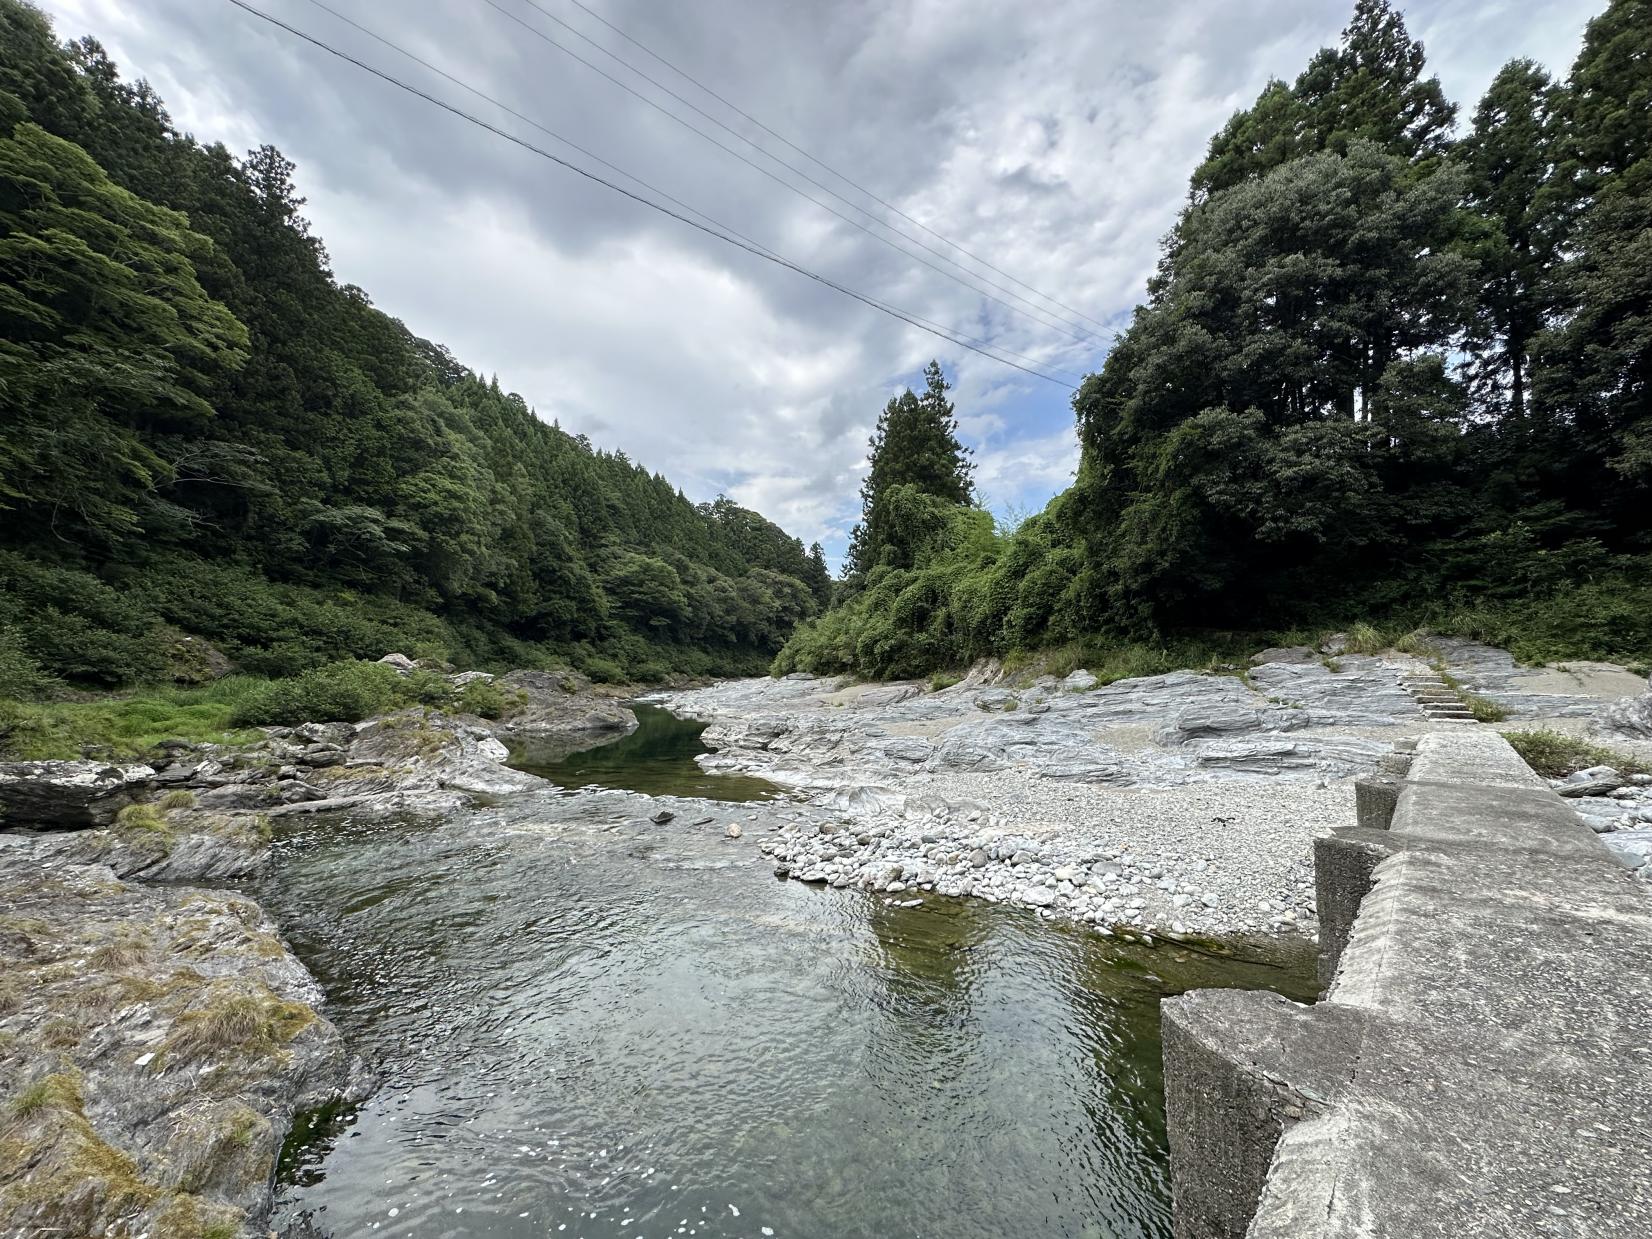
[[660, 640, 1652, 933], [0, 668, 630, 1238], [2, 639, 1648, 1235]]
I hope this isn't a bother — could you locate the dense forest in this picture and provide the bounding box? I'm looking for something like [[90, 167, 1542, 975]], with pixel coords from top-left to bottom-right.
[[780, 0, 1652, 680], [3, 0, 1648, 718], [0, 0, 830, 697]]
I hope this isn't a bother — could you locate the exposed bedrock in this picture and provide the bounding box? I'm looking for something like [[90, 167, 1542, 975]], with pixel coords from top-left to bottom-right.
[[0, 760, 154, 829], [666, 656, 1420, 791], [0, 851, 371, 1238]]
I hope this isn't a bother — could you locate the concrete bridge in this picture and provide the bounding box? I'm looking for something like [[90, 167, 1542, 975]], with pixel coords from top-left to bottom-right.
[[1162, 728, 1651, 1238]]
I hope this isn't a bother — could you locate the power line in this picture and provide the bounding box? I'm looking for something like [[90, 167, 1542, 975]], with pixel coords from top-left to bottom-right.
[[482, 0, 1104, 350], [295, 0, 1084, 385], [223, 0, 1076, 387], [505, 0, 1103, 345], [561, 0, 1114, 337]]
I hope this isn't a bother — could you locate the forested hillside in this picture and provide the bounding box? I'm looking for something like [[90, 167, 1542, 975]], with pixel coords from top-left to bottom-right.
[[0, 0, 829, 692], [780, 0, 1652, 680]]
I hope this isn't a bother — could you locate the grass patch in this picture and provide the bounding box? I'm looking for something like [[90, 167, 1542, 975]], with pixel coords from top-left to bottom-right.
[[6, 1073, 82, 1125], [927, 671, 963, 692], [1502, 728, 1650, 779], [115, 803, 170, 833], [0, 659, 494, 759], [0, 678, 267, 761], [158, 789, 196, 810], [1463, 692, 1511, 723], [1001, 637, 1255, 688], [159, 984, 316, 1065], [1340, 622, 1387, 655]]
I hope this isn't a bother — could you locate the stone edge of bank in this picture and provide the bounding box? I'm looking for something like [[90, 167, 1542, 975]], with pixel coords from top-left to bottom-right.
[[1160, 726, 1652, 1238]]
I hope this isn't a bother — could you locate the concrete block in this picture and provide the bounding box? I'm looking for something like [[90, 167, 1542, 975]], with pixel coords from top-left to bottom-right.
[[1163, 728, 1652, 1239], [1161, 990, 1360, 1239], [1353, 773, 1399, 829]]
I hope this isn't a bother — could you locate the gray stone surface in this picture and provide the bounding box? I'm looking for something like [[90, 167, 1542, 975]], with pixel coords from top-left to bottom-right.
[[0, 760, 153, 829], [1596, 677, 1652, 739], [669, 658, 1416, 794], [0, 852, 369, 1237], [1164, 729, 1652, 1238], [490, 669, 639, 745], [1422, 635, 1640, 719]]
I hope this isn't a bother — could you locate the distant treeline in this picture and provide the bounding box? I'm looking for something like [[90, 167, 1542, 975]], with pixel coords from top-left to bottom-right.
[[781, 0, 1652, 678], [0, 0, 831, 691]]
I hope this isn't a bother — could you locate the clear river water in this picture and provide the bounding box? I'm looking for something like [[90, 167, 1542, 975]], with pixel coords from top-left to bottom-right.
[[255, 706, 1316, 1239]]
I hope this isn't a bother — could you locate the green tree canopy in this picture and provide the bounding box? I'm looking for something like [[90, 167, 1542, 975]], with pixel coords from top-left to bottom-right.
[[847, 360, 975, 575], [0, 120, 248, 544]]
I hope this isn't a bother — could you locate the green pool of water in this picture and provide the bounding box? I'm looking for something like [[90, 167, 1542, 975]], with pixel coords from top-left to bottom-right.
[[509, 703, 786, 802], [257, 787, 1318, 1239]]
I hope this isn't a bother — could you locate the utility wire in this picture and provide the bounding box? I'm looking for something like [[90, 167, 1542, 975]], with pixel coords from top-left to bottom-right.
[[223, 0, 1076, 387], [484, 0, 1103, 350], [562, 0, 1113, 336], [300, 0, 1085, 384]]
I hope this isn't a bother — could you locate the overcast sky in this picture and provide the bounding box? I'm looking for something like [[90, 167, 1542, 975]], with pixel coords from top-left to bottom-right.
[[37, 0, 1600, 566]]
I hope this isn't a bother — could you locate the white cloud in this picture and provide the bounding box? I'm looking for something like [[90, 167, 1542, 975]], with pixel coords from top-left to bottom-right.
[[35, 0, 1603, 558]]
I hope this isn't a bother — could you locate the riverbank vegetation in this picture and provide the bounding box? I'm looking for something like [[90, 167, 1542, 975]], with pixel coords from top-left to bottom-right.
[[779, 0, 1652, 681], [1503, 728, 1650, 778], [0, 0, 832, 711], [0, 660, 523, 761]]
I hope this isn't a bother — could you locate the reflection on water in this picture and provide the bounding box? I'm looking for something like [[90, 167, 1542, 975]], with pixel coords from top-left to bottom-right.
[[509, 704, 786, 802], [256, 792, 1316, 1239]]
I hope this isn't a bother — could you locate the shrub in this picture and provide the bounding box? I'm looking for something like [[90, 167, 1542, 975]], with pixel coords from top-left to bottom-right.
[[578, 655, 627, 685], [0, 627, 58, 699], [1502, 729, 1649, 779], [455, 678, 509, 719], [229, 660, 410, 726], [402, 669, 454, 705], [1463, 692, 1511, 724]]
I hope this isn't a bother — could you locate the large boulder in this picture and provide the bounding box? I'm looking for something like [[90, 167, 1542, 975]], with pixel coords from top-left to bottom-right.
[[1601, 827, 1652, 876], [44, 807, 273, 882], [491, 670, 638, 742], [338, 710, 546, 799], [1595, 676, 1652, 740], [0, 761, 153, 829]]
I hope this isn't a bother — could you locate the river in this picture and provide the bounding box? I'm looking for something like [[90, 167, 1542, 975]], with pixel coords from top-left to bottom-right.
[[254, 706, 1316, 1239]]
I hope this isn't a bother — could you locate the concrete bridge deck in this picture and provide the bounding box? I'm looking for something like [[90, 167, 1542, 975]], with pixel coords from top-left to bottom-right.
[[1162, 728, 1652, 1238]]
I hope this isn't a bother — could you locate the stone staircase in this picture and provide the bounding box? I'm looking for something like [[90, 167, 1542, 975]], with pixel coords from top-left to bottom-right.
[[1398, 668, 1475, 722]]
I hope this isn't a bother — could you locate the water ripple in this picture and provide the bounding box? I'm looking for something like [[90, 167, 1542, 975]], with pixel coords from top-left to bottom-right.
[[258, 789, 1314, 1239]]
